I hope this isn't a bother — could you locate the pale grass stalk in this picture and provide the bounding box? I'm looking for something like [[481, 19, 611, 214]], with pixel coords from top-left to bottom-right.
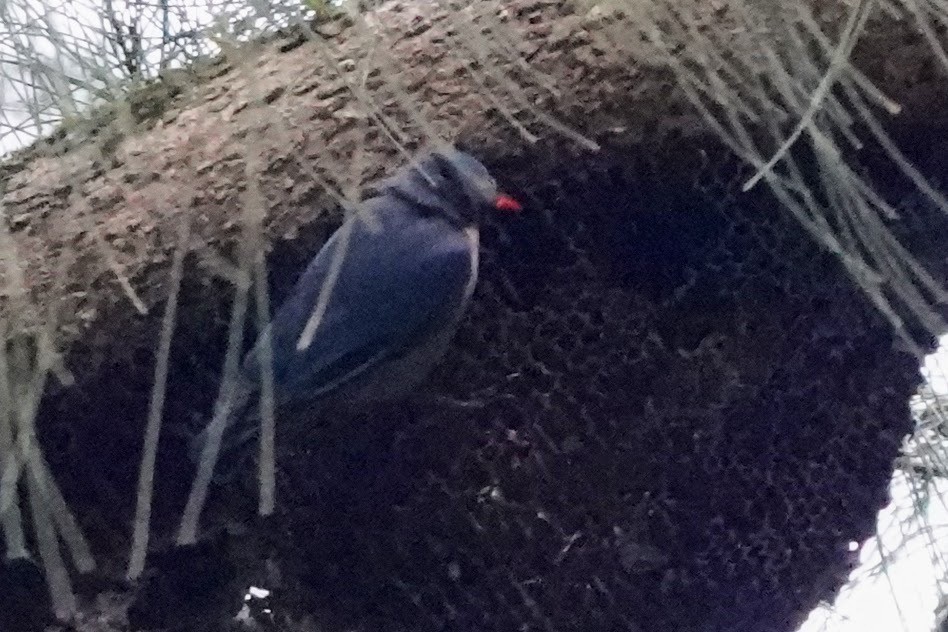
[[11, 334, 74, 621], [238, 126, 276, 516], [37, 451, 95, 574], [25, 464, 75, 621], [177, 255, 251, 545], [471, 2, 562, 100], [297, 19, 434, 204], [296, 210, 355, 351], [743, 0, 875, 191], [443, 1, 598, 151], [0, 328, 27, 560], [338, 11, 444, 143], [127, 220, 191, 580], [0, 207, 31, 558], [14, 331, 95, 574], [297, 140, 372, 352], [89, 212, 149, 317]]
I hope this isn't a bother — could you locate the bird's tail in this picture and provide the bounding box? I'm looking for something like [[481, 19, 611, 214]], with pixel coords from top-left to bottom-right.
[[188, 380, 262, 482]]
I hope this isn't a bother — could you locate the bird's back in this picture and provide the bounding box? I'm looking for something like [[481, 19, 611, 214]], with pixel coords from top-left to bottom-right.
[[241, 195, 477, 408]]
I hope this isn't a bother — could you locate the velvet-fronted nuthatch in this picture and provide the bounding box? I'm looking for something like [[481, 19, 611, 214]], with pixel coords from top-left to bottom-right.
[[191, 146, 522, 464]]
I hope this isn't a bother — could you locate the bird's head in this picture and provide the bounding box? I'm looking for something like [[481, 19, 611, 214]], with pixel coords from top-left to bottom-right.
[[378, 146, 522, 226]]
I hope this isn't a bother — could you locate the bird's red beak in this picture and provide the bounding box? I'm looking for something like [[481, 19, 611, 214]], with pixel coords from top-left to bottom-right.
[[494, 193, 523, 213]]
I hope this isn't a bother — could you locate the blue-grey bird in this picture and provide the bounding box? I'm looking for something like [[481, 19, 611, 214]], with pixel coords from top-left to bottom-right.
[[190, 146, 522, 468]]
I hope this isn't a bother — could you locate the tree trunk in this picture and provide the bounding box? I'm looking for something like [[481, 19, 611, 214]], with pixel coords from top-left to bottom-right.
[[2, 1, 946, 631], [1, 1, 942, 365]]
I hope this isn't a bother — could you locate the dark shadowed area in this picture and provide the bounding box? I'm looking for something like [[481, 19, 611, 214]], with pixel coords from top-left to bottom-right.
[[14, 126, 945, 632]]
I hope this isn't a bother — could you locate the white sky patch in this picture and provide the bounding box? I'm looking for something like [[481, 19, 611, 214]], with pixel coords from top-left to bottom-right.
[[923, 341, 948, 396], [1, 0, 231, 154]]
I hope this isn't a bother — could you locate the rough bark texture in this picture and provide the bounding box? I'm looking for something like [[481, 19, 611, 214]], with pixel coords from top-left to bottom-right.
[[1, 1, 948, 631], [0, 2, 943, 372]]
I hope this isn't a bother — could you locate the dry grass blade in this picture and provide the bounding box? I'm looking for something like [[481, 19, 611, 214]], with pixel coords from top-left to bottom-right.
[[238, 121, 276, 517], [0, 325, 28, 561], [296, 216, 354, 352], [743, 0, 875, 191], [176, 275, 251, 545], [127, 219, 191, 580], [13, 334, 73, 621], [253, 252, 276, 517], [25, 465, 74, 621]]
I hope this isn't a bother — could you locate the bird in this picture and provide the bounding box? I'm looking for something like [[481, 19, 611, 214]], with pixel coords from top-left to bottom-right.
[[190, 145, 522, 472]]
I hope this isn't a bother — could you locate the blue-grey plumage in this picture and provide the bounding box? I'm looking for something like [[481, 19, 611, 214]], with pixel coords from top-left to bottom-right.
[[190, 146, 521, 466]]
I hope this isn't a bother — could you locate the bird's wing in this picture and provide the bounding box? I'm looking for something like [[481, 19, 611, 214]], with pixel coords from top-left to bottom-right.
[[242, 200, 475, 400]]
